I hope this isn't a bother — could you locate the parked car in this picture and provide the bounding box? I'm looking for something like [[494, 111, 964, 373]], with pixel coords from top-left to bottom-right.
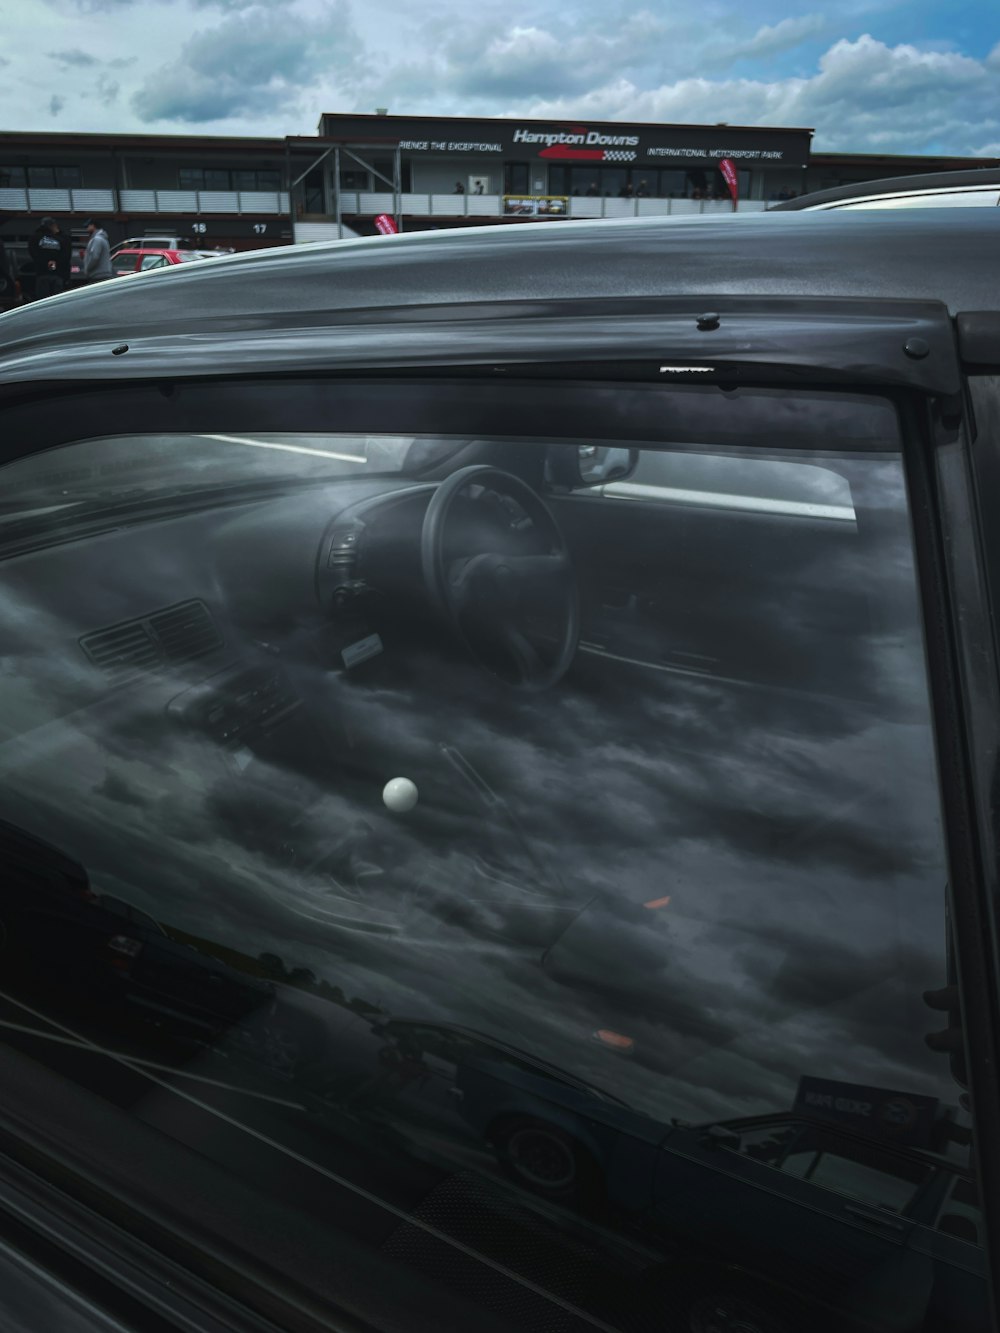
[[110, 235, 189, 253], [0, 241, 19, 313], [770, 166, 1000, 211], [110, 246, 232, 277], [0, 209, 997, 1333]]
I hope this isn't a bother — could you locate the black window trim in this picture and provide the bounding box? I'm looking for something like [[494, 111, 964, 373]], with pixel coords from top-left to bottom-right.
[[0, 376, 903, 473], [900, 390, 1000, 1330]]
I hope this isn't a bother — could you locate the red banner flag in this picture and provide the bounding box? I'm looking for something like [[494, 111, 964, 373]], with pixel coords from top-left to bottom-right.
[[718, 158, 739, 210], [374, 214, 398, 235]]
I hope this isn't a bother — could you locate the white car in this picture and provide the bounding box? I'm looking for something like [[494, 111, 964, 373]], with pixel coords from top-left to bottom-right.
[[770, 166, 1000, 211]]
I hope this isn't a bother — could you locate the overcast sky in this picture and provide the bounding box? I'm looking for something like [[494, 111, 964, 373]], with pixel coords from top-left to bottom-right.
[[1, 0, 998, 157]]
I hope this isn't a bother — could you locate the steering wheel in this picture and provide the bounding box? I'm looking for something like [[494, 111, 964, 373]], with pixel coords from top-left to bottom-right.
[[421, 466, 579, 691]]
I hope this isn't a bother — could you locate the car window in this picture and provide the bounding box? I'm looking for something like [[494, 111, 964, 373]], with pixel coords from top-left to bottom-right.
[[110, 253, 138, 276], [0, 380, 979, 1332], [598, 449, 857, 520], [139, 255, 169, 271], [96, 893, 164, 932], [0, 432, 473, 520], [780, 1141, 928, 1212]]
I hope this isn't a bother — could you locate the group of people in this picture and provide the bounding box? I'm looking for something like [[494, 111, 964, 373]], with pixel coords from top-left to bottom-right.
[[576, 180, 723, 200], [22, 216, 113, 301], [581, 179, 653, 199]]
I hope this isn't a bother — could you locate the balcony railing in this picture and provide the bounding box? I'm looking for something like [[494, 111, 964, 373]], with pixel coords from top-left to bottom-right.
[[0, 185, 767, 223], [342, 192, 769, 219], [0, 187, 117, 214], [119, 189, 290, 214], [0, 187, 290, 215]]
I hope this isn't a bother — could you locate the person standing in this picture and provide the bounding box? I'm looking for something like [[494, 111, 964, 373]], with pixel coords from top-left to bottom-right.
[[82, 219, 112, 283], [0, 238, 18, 309], [29, 217, 69, 299]]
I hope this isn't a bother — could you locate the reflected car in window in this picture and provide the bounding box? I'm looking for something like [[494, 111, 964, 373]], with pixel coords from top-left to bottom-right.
[[453, 1053, 984, 1332]]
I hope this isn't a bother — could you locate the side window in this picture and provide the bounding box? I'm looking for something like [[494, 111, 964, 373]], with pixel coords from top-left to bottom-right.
[[599, 449, 856, 520], [139, 254, 168, 271], [780, 1139, 928, 1212], [0, 382, 977, 1333], [111, 253, 138, 276]]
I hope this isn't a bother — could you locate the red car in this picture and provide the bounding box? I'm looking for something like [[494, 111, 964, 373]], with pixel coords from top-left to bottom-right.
[[109, 247, 230, 277]]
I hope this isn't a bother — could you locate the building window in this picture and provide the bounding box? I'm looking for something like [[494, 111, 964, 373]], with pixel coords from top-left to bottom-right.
[[178, 168, 284, 193], [547, 166, 569, 196], [504, 162, 530, 195], [371, 159, 411, 192], [15, 165, 82, 190], [302, 168, 325, 214]]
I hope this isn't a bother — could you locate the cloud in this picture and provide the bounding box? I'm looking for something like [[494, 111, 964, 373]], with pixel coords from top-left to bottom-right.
[[49, 0, 278, 8], [511, 33, 1000, 155], [96, 74, 120, 105], [743, 14, 828, 59], [49, 95, 66, 116], [49, 48, 100, 68], [132, 1, 362, 123], [369, 9, 675, 106]]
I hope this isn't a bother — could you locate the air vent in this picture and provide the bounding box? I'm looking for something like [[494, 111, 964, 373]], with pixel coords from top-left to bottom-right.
[[81, 600, 222, 677]]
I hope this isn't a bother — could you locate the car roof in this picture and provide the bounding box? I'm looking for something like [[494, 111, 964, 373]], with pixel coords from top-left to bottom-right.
[[771, 166, 1000, 211], [0, 211, 995, 387]]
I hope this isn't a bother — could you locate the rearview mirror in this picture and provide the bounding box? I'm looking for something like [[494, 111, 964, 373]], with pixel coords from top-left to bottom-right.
[[546, 444, 639, 489]]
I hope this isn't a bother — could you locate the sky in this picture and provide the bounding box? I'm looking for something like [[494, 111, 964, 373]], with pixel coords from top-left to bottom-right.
[[0, 0, 998, 155]]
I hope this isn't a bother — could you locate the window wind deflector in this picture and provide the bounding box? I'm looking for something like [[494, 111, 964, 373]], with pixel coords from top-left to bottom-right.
[[957, 312, 1000, 366]]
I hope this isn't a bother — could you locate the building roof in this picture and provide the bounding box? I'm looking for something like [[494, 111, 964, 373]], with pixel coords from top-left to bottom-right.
[[0, 131, 286, 154], [318, 111, 815, 136], [0, 209, 992, 390]]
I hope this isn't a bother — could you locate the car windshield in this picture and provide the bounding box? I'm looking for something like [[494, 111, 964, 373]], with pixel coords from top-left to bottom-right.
[[0, 379, 980, 1332], [0, 432, 468, 524]]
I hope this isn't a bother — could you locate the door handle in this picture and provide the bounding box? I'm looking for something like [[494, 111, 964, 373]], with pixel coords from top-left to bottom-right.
[[844, 1204, 907, 1232]]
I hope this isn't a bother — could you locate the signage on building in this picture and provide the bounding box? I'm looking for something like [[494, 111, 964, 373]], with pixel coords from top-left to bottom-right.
[[320, 115, 811, 169], [794, 1076, 941, 1148]]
